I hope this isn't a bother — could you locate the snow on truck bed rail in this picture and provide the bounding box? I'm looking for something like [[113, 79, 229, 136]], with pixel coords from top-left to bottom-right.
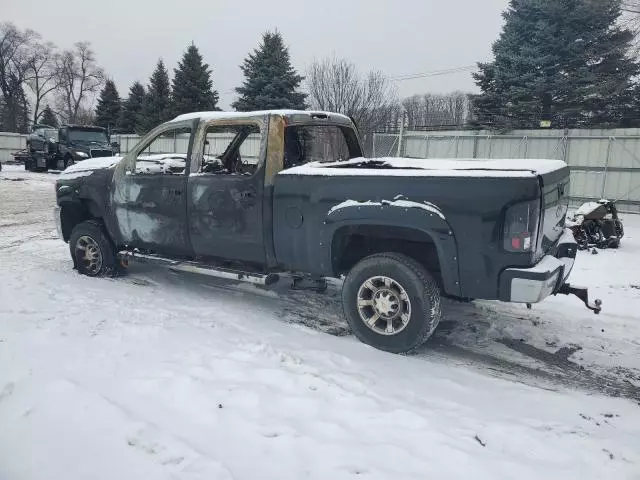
[[328, 197, 447, 220], [280, 157, 567, 178]]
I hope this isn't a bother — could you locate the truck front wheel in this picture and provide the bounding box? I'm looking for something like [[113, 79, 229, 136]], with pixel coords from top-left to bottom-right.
[[342, 253, 442, 353], [69, 220, 118, 277]]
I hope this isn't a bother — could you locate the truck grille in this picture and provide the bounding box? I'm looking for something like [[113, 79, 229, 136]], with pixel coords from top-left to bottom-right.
[[90, 149, 113, 158]]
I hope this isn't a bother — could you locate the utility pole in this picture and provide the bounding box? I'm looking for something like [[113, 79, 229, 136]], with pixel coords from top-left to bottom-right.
[[396, 108, 406, 157]]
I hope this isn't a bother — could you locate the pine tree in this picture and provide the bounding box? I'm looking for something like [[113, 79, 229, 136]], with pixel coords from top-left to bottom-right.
[[40, 105, 58, 127], [95, 80, 122, 130], [119, 81, 146, 134], [138, 60, 172, 133], [473, 0, 638, 129], [232, 31, 306, 111], [172, 44, 219, 116]]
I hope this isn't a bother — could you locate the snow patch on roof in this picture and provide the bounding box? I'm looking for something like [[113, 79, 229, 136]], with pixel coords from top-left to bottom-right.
[[172, 110, 351, 123]]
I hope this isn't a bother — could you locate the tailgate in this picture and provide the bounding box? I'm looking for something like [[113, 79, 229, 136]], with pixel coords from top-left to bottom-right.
[[537, 165, 570, 254]]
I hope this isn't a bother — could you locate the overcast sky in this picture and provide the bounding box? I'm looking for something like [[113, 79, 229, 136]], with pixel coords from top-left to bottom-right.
[[4, 0, 509, 109]]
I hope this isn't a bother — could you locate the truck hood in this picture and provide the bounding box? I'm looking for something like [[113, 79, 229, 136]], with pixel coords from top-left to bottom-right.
[[59, 156, 123, 179], [280, 157, 567, 178], [58, 153, 189, 179]]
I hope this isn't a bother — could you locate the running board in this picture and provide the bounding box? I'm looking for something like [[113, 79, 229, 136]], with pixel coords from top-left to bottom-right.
[[118, 251, 280, 286]]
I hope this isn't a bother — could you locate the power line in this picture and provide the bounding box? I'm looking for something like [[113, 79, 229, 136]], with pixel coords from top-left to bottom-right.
[[389, 65, 477, 82]]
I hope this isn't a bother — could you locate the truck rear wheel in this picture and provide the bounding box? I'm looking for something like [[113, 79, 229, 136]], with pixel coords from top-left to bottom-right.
[[342, 253, 442, 353], [69, 220, 118, 277]]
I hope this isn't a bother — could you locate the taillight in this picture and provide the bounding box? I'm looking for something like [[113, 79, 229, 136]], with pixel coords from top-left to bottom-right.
[[504, 200, 540, 252]]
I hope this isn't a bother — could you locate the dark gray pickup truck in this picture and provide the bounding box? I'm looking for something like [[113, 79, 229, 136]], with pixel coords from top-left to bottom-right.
[[54, 110, 600, 353]]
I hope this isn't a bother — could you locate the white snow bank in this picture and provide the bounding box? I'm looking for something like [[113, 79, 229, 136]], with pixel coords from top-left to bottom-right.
[[1, 175, 639, 480], [280, 157, 567, 178], [328, 197, 446, 220]]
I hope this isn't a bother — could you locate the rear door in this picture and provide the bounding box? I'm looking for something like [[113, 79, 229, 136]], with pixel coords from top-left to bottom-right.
[[187, 118, 267, 264], [111, 121, 195, 256], [538, 165, 570, 253]]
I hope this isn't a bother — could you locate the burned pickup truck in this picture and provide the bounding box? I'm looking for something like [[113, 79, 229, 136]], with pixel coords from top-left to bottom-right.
[[54, 110, 600, 353]]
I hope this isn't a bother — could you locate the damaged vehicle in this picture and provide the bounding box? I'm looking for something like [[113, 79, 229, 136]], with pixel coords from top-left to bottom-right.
[[53, 110, 601, 353], [566, 199, 624, 249]]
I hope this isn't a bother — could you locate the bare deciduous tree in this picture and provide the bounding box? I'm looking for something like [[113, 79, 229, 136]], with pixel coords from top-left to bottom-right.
[[403, 92, 472, 130], [55, 41, 104, 124], [25, 41, 59, 125], [306, 57, 399, 139], [0, 22, 37, 132]]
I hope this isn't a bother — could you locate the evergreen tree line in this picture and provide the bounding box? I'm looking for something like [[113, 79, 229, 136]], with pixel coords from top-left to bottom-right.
[[5, 0, 640, 136], [97, 31, 307, 134], [0, 28, 307, 134]]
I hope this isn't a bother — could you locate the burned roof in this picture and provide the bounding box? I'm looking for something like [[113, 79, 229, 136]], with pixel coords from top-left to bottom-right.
[[171, 110, 352, 125]]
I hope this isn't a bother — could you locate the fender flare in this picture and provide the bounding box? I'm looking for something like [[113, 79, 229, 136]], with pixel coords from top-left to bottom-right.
[[321, 199, 462, 297]]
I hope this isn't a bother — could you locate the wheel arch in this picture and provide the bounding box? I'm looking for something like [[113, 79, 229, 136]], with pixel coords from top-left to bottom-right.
[[58, 197, 104, 242], [325, 203, 461, 297]]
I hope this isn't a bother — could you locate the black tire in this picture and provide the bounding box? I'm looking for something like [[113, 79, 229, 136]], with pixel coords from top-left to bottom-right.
[[342, 253, 442, 354], [68, 220, 118, 277], [65, 156, 74, 169]]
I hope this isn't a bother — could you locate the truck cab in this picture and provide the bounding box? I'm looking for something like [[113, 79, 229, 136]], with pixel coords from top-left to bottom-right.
[[56, 125, 117, 169]]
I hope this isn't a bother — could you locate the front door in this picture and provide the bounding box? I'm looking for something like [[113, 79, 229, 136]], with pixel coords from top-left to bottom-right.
[[187, 120, 266, 265], [111, 122, 195, 256]]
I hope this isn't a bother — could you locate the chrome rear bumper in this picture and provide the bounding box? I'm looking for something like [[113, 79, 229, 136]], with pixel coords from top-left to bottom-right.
[[500, 229, 577, 304]]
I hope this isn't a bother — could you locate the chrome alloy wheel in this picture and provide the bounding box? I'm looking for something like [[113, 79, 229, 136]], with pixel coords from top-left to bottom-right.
[[356, 276, 412, 336], [75, 235, 103, 275]]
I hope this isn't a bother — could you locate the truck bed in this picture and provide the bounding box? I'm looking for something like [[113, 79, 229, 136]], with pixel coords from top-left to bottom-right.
[[273, 157, 570, 300]]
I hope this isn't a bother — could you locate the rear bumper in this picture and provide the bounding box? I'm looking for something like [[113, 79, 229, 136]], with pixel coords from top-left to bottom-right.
[[499, 229, 577, 304]]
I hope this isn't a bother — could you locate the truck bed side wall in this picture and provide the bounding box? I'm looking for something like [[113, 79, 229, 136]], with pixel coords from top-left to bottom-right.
[[272, 174, 540, 299]]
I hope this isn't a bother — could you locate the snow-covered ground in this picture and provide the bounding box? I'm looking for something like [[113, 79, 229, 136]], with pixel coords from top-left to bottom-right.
[[1, 164, 639, 480]]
